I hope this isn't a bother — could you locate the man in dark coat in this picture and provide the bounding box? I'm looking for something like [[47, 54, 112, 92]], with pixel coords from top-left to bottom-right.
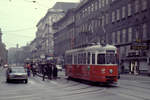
[[53, 64, 58, 79], [47, 63, 52, 80], [42, 64, 47, 81]]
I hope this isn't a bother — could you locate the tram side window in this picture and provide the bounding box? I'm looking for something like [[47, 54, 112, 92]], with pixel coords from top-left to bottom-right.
[[70, 55, 72, 64], [81, 53, 83, 64], [97, 54, 105, 64], [74, 55, 77, 64], [92, 54, 95, 64], [78, 54, 80, 64], [87, 52, 90, 64], [83, 53, 86, 64]]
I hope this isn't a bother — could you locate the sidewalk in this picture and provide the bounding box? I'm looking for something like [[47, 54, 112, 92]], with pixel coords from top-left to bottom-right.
[[36, 71, 66, 79], [120, 74, 150, 81]]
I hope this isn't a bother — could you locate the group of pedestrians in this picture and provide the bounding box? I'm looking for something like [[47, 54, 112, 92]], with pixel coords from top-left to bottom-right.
[[40, 62, 58, 81], [25, 61, 58, 81], [25, 63, 37, 77]]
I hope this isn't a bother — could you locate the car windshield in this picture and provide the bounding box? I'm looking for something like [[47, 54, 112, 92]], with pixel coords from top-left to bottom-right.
[[11, 68, 25, 73]]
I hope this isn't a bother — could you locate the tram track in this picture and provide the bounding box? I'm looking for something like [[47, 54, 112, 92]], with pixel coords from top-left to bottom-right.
[[105, 82, 150, 100], [120, 82, 150, 90], [55, 88, 106, 98], [109, 90, 150, 100]]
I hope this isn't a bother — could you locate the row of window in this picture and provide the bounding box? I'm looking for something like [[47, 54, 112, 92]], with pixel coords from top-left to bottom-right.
[[77, 0, 148, 29], [112, 0, 147, 23], [76, 0, 148, 34], [111, 23, 147, 44], [76, 14, 109, 34], [76, 0, 110, 20], [65, 52, 117, 65]]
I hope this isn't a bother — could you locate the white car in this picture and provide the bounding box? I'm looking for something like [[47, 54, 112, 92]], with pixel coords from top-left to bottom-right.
[[6, 67, 28, 83], [56, 65, 62, 71]]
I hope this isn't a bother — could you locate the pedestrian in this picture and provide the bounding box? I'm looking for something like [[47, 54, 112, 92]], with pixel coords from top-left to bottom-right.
[[53, 63, 58, 79], [42, 64, 47, 81], [121, 64, 124, 74], [47, 63, 52, 80], [27, 64, 31, 77], [32, 64, 36, 77]]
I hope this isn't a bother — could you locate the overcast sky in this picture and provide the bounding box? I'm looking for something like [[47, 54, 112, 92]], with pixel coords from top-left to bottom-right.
[[0, 0, 79, 49]]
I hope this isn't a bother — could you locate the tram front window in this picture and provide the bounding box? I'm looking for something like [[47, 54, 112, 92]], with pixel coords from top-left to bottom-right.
[[105, 54, 117, 64], [97, 54, 105, 64]]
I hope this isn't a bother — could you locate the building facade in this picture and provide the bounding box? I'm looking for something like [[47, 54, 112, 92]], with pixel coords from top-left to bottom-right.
[[35, 8, 65, 59], [109, 0, 150, 74], [53, 9, 75, 57], [31, 2, 78, 60], [53, 0, 150, 74], [0, 28, 7, 66]]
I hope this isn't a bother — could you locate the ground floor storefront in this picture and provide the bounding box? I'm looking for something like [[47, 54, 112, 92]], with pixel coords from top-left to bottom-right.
[[118, 41, 150, 75]]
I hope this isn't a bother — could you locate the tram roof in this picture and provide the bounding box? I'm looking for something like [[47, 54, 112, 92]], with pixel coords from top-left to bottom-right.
[[66, 44, 117, 54]]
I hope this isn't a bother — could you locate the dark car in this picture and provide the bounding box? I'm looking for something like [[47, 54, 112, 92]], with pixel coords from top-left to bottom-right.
[[6, 67, 28, 83]]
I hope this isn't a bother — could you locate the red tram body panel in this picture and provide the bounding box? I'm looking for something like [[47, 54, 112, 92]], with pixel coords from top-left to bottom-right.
[[65, 44, 118, 84]]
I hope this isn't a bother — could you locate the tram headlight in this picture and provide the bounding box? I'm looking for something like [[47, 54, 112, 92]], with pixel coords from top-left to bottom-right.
[[101, 68, 106, 74], [109, 69, 113, 74]]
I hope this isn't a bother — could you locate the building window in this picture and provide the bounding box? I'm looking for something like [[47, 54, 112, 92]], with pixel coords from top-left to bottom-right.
[[106, 13, 109, 24], [88, 6, 91, 14], [112, 32, 115, 44], [92, 3, 94, 12], [85, 8, 87, 16], [128, 3, 132, 16], [116, 9, 120, 21], [128, 27, 132, 42], [95, 1, 98, 11], [117, 31, 120, 44], [102, 0, 105, 7], [102, 16, 105, 26], [98, 18, 102, 26], [135, 27, 139, 40], [135, 0, 139, 13], [142, 0, 147, 11], [106, 0, 109, 5], [142, 23, 147, 39], [122, 6, 126, 19], [112, 11, 115, 22], [99, 0, 102, 8], [122, 29, 126, 43]]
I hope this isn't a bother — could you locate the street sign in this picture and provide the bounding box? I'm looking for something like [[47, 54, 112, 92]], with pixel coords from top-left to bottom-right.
[[130, 45, 149, 50], [131, 41, 149, 50]]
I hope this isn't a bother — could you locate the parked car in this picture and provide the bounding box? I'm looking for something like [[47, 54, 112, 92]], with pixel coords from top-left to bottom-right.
[[56, 65, 62, 71], [3, 64, 9, 68], [6, 67, 28, 83]]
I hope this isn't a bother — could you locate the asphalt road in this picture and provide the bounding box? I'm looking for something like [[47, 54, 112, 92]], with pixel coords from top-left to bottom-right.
[[0, 68, 150, 100]]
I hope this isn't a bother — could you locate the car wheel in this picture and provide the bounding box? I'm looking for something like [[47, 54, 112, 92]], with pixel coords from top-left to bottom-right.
[[25, 79, 28, 84]]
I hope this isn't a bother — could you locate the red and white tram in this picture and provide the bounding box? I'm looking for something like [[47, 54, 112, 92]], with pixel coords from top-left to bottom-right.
[[65, 44, 119, 84]]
